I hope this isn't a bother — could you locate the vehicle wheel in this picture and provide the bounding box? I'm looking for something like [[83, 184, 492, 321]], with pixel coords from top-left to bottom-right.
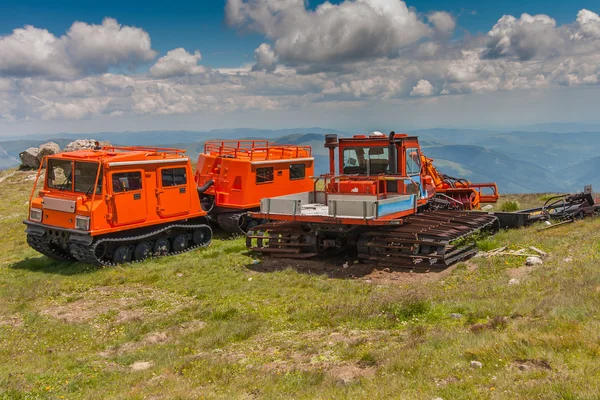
[[94, 242, 107, 260], [153, 238, 170, 256], [113, 245, 132, 264], [134, 242, 152, 261], [193, 226, 212, 247], [201, 195, 215, 213], [172, 234, 188, 252]]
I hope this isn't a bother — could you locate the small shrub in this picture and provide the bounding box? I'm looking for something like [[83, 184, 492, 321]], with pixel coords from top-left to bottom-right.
[[384, 299, 430, 322], [358, 351, 378, 367], [500, 200, 520, 212]]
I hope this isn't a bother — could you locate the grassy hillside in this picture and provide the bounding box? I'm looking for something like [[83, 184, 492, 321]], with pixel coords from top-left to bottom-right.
[[2, 169, 600, 398]]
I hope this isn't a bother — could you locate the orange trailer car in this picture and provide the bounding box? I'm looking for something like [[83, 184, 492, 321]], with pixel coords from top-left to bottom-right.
[[195, 140, 315, 233], [24, 145, 212, 266]]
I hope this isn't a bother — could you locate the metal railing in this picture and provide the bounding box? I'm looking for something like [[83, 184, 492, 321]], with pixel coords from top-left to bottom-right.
[[204, 140, 312, 160]]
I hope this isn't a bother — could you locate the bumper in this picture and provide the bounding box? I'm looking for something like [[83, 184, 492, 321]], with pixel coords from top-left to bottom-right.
[[23, 220, 93, 246]]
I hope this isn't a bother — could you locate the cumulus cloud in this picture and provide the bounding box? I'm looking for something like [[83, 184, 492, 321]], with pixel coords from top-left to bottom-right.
[[0, 18, 156, 78], [484, 9, 600, 61], [150, 48, 205, 78], [411, 79, 434, 96], [226, 0, 431, 65], [428, 12, 456, 39], [3, 8, 600, 123], [573, 9, 600, 39], [485, 13, 563, 60], [252, 43, 278, 72]]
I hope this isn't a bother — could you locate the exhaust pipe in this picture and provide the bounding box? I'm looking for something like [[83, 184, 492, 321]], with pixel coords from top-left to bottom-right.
[[388, 131, 397, 174], [197, 179, 215, 194]]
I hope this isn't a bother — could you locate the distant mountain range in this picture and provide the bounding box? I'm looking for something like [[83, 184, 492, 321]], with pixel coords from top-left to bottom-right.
[[1, 127, 599, 194]]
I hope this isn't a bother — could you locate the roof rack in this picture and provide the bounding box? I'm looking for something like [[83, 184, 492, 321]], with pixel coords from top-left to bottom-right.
[[204, 140, 312, 160], [102, 145, 187, 156]]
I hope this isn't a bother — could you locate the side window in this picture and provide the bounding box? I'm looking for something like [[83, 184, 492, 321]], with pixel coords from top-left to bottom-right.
[[256, 167, 274, 184], [406, 148, 421, 176], [162, 168, 187, 187], [112, 171, 143, 192], [289, 164, 306, 180]]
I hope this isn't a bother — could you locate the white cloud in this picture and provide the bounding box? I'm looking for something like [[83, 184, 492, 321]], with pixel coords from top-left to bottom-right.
[[252, 43, 278, 72], [411, 79, 434, 96], [150, 48, 205, 78], [225, 0, 430, 65], [0, 18, 156, 78], [2, 9, 600, 125], [573, 9, 600, 40], [428, 11, 456, 39], [485, 13, 563, 60]]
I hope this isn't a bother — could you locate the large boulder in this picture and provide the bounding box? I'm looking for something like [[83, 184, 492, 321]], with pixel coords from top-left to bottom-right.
[[37, 142, 61, 162], [63, 139, 111, 153], [63, 139, 98, 152], [19, 147, 40, 169]]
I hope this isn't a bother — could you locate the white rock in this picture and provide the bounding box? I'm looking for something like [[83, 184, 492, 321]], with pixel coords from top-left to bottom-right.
[[63, 139, 111, 152], [508, 278, 520, 286], [130, 361, 154, 371], [525, 256, 543, 266], [37, 142, 61, 162], [19, 147, 40, 168], [482, 205, 494, 211], [470, 360, 483, 369], [449, 313, 463, 319]]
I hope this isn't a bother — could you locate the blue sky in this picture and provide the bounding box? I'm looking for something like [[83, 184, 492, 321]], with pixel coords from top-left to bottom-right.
[[1, 0, 597, 68], [0, 0, 599, 135]]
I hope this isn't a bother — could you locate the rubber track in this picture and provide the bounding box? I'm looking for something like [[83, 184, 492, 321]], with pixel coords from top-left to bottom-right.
[[358, 211, 498, 267], [247, 211, 499, 269], [27, 234, 75, 262], [217, 212, 246, 234], [68, 223, 212, 267]]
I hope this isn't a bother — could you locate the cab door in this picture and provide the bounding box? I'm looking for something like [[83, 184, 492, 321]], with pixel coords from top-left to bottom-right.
[[109, 170, 147, 226], [156, 166, 191, 218]]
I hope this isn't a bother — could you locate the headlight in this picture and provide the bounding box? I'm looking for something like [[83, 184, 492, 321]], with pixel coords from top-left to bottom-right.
[[29, 208, 42, 222], [75, 216, 90, 231]]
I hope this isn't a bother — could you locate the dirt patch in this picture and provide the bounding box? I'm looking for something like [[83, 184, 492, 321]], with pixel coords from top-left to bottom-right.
[[251, 257, 458, 285], [100, 320, 206, 358], [470, 316, 509, 333], [328, 365, 376, 384], [40, 285, 192, 326], [0, 314, 24, 327], [131, 361, 154, 371], [191, 328, 394, 382], [507, 266, 534, 281], [512, 358, 552, 371]]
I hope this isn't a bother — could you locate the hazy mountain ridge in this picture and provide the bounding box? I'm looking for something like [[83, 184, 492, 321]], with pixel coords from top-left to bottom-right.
[[2, 127, 599, 193]]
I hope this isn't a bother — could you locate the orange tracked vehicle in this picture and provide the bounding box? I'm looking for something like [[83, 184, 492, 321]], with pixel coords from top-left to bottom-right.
[[195, 140, 314, 233], [24, 145, 212, 266], [247, 132, 499, 270]]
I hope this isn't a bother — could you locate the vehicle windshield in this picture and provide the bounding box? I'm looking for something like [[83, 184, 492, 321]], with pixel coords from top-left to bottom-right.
[[342, 146, 389, 175], [47, 159, 102, 194]]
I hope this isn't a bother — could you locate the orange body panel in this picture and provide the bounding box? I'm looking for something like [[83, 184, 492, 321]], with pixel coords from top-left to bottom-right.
[[27, 146, 206, 237], [195, 140, 315, 210]]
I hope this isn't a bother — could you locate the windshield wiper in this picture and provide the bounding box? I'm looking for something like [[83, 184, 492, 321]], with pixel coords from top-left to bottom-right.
[[58, 173, 73, 191]]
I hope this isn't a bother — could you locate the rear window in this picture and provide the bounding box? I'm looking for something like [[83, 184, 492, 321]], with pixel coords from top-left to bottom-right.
[[161, 168, 187, 187], [256, 167, 274, 183], [290, 164, 306, 180], [112, 171, 143, 192]]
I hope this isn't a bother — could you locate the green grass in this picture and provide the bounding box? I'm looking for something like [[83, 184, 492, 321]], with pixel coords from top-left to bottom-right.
[[2, 169, 600, 399]]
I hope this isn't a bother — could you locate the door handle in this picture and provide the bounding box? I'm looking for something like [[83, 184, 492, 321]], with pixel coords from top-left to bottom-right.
[[134, 193, 141, 200]]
